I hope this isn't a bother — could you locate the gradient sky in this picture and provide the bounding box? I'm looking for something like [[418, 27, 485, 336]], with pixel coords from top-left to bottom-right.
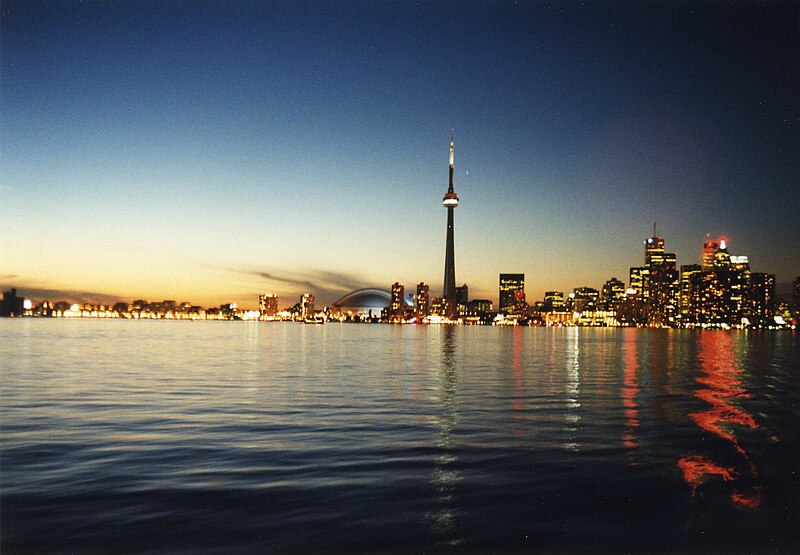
[[2, 0, 799, 308]]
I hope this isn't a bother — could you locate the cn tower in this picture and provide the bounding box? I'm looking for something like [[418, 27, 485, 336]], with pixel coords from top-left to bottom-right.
[[442, 131, 459, 319]]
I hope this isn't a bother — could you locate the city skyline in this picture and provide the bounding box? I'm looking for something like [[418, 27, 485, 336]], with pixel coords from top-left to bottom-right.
[[2, 1, 799, 307]]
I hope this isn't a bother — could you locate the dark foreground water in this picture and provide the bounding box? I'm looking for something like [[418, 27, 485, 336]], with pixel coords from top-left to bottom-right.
[[2, 320, 799, 554]]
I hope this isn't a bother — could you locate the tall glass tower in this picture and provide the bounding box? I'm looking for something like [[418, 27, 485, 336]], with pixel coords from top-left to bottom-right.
[[442, 132, 459, 319]]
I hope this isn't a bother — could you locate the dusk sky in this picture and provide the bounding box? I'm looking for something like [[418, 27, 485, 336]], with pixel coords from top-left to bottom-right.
[[2, 0, 799, 308]]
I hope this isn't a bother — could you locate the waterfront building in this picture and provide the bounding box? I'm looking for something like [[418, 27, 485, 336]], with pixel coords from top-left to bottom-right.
[[430, 296, 447, 317], [572, 287, 599, 313], [0, 288, 25, 317], [499, 274, 525, 314], [642, 232, 679, 327], [259, 294, 278, 318], [679, 264, 702, 324], [629, 267, 650, 301], [748, 273, 775, 326], [456, 284, 468, 316], [442, 131, 459, 319], [300, 293, 315, 320], [714, 239, 732, 269], [701, 239, 719, 271], [644, 233, 666, 268], [648, 266, 680, 327], [468, 299, 493, 314], [390, 282, 405, 320], [542, 291, 565, 312], [600, 278, 626, 311], [416, 282, 430, 318], [220, 303, 238, 319], [514, 289, 528, 316], [689, 270, 746, 327]]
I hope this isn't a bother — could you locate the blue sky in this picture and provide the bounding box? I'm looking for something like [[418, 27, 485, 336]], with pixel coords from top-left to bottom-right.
[[2, 1, 799, 307]]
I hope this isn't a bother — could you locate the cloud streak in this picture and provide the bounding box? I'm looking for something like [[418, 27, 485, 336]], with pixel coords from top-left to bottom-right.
[[0, 284, 128, 305], [241, 268, 383, 305]]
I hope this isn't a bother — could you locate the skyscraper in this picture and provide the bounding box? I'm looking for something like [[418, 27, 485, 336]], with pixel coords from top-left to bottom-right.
[[390, 282, 405, 320], [600, 278, 626, 311], [499, 274, 525, 314], [644, 231, 665, 268], [543, 291, 565, 312], [416, 282, 430, 318], [442, 132, 459, 319], [300, 293, 315, 320], [629, 267, 650, 300], [259, 294, 278, 318], [714, 239, 732, 269], [456, 284, 469, 315], [640, 231, 679, 327], [679, 264, 701, 324], [701, 239, 719, 271], [748, 273, 775, 326]]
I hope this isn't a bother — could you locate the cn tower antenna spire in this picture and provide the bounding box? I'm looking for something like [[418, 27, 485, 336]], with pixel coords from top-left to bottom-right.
[[449, 130, 454, 171]]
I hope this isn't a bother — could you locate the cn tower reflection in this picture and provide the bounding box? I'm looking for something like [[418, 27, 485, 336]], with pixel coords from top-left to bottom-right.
[[677, 332, 766, 509], [427, 326, 464, 547]]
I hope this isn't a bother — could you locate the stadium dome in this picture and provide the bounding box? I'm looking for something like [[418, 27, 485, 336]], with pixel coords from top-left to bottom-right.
[[333, 288, 390, 315]]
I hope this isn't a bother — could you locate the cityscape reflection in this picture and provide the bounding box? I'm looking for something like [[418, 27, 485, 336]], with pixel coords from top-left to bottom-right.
[[622, 328, 640, 460], [427, 327, 464, 547], [564, 327, 581, 451], [677, 332, 768, 509]]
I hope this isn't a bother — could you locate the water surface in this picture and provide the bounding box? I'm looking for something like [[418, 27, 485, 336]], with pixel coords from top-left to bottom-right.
[[2, 320, 799, 553]]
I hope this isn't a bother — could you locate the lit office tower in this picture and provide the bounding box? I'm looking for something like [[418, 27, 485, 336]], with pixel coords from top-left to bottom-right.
[[701, 239, 719, 271], [748, 273, 775, 326], [442, 131, 459, 319], [259, 294, 278, 318], [572, 287, 599, 312], [714, 239, 732, 269], [600, 278, 626, 311], [390, 282, 405, 320], [644, 228, 666, 267], [416, 282, 430, 318], [648, 260, 679, 327], [629, 267, 650, 300], [689, 270, 745, 326], [300, 293, 315, 320], [468, 299, 493, 314], [456, 284, 469, 315], [679, 264, 701, 324], [731, 255, 752, 317], [499, 274, 525, 314], [639, 230, 679, 327], [543, 291, 565, 312]]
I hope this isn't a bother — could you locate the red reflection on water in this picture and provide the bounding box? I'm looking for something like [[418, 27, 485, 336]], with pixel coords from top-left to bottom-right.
[[678, 332, 762, 509], [622, 328, 639, 454], [677, 455, 735, 494]]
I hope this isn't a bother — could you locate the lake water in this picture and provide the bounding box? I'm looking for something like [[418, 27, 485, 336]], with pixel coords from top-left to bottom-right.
[[2, 320, 799, 553]]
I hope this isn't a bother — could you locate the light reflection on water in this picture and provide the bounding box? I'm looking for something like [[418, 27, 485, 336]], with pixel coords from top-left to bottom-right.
[[1, 320, 799, 553], [564, 327, 581, 451], [677, 331, 776, 510]]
